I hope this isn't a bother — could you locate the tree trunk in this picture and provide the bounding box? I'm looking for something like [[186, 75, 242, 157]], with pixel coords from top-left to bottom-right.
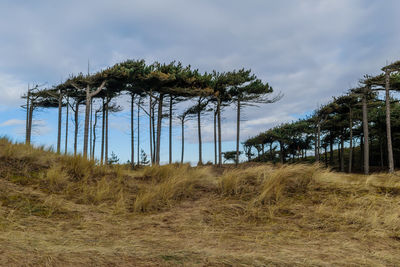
[[27, 101, 33, 145], [385, 71, 394, 173], [169, 96, 173, 164], [217, 98, 222, 167], [380, 136, 384, 169], [360, 135, 364, 172], [57, 91, 63, 154], [137, 100, 140, 166], [152, 104, 156, 164], [329, 134, 334, 165], [270, 143, 273, 162], [89, 98, 93, 160], [316, 123, 321, 162], [324, 146, 328, 167], [83, 86, 91, 158], [74, 102, 79, 156], [197, 99, 203, 165], [348, 107, 353, 173], [131, 94, 135, 168], [65, 96, 69, 155], [149, 94, 153, 165], [92, 110, 98, 159], [156, 94, 164, 165], [236, 98, 240, 166], [101, 98, 105, 165], [25, 85, 30, 144], [105, 100, 109, 165], [83, 81, 105, 159], [181, 119, 184, 164], [214, 109, 217, 165], [340, 134, 344, 172], [362, 87, 369, 175], [279, 141, 284, 164]]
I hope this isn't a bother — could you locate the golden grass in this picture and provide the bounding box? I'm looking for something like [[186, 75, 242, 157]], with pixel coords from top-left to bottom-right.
[[1, 138, 400, 266]]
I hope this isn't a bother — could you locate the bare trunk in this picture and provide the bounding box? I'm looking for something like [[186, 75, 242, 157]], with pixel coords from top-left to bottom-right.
[[316, 123, 321, 162], [25, 85, 30, 144], [360, 135, 364, 171], [83, 86, 91, 158], [270, 143, 273, 162], [137, 101, 140, 166], [380, 137, 384, 169], [197, 99, 202, 165], [385, 71, 394, 173], [214, 109, 217, 165], [131, 94, 135, 168], [279, 141, 284, 164], [92, 111, 98, 159], [362, 87, 369, 175], [105, 100, 109, 164], [27, 101, 33, 145], [340, 134, 344, 172], [156, 94, 164, 165], [152, 104, 156, 164], [89, 98, 93, 160], [83, 82, 105, 159], [348, 107, 353, 173], [236, 98, 240, 166], [181, 119, 184, 164], [217, 98, 222, 167], [329, 134, 334, 165], [169, 96, 173, 164], [74, 102, 79, 156], [65, 96, 69, 155], [101, 99, 105, 165], [149, 95, 153, 165], [57, 91, 63, 153]]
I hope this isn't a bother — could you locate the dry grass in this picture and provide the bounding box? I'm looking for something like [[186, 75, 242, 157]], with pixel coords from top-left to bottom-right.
[[1, 138, 400, 266]]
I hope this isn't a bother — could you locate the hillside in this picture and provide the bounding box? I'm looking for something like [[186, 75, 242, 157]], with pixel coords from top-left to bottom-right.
[[0, 138, 400, 266]]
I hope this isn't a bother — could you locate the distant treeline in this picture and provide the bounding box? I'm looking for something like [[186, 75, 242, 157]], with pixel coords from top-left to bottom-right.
[[245, 60, 400, 174]]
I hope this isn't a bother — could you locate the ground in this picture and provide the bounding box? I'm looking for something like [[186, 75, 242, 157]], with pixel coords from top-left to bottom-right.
[[0, 139, 399, 266]]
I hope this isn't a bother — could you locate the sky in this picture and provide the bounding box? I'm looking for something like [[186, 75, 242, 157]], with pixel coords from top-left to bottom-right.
[[0, 0, 399, 164]]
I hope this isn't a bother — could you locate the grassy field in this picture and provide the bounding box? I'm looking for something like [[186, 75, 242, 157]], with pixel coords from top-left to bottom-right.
[[0, 138, 400, 266]]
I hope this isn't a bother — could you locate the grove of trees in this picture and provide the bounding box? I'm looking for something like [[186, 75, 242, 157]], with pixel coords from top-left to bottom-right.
[[244, 60, 400, 174], [22, 60, 279, 167]]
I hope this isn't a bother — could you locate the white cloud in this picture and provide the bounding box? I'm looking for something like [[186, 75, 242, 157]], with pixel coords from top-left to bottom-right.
[[0, 0, 400, 148], [0, 73, 27, 107], [0, 119, 25, 127]]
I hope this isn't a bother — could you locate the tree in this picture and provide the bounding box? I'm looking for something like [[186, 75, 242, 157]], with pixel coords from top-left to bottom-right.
[[223, 151, 242, 164], [140, 149, 150, 165], [108, 151, 120, 165], [228, 69, 281, 165], [177, 109, 190, 164]]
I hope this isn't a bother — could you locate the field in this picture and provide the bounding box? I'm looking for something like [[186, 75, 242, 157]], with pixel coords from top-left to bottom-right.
[[0, 138, 400, 266]]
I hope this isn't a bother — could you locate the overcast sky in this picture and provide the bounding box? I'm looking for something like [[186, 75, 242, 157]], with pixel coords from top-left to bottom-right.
[[0, 0, 399, 163]]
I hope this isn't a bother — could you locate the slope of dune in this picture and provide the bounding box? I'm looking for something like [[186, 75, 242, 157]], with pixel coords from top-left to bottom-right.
[[0, 138, 400, 266]]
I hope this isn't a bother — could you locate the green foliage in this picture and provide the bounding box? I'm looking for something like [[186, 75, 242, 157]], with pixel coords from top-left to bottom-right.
[[140, 149, 150, 165], [223, 151, 242, 164], [108, 152, 120, 165]]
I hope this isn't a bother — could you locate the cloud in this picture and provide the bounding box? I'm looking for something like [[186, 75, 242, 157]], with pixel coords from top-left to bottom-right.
[[0, 0, 400, 148], [0, 73, 28, 108], [0, 119, 25, 127]]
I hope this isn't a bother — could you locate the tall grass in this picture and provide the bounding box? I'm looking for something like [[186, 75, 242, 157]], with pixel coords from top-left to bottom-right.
[[133, 165, 216, 212], [2, 138, 400, 265]]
